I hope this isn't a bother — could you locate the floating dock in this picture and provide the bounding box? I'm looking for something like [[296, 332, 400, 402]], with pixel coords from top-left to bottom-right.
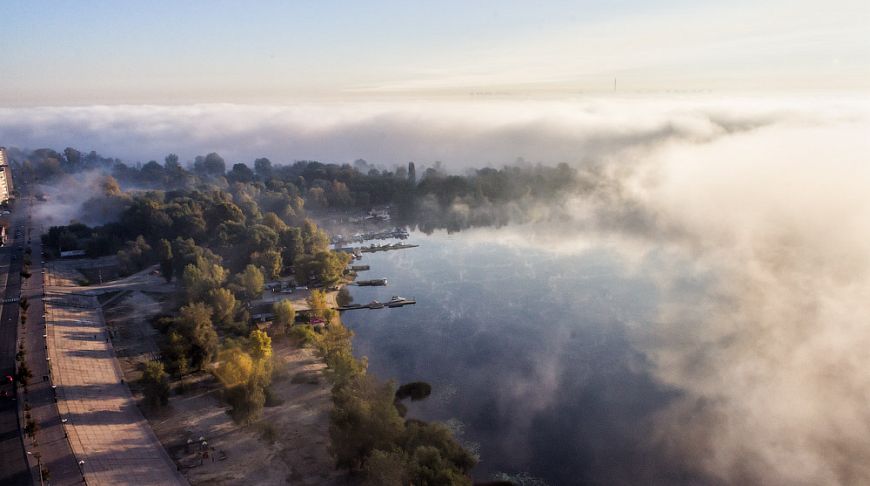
[[338, 298, 416, 311], [360, 243, 418, 253]]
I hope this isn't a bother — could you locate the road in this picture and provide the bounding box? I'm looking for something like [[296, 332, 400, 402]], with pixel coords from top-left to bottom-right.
[[0, 209, 33, 485], [20, 196, 84, 484]]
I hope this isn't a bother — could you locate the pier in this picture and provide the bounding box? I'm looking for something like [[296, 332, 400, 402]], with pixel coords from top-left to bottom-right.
[[338, 298, 416, 311]]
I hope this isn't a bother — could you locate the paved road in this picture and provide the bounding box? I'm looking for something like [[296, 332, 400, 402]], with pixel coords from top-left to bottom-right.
[[0, 213, 33, 485], [20, 198, 84, 485]]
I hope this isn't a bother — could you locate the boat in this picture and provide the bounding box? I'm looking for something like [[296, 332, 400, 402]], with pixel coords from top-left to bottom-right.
[[387, 296, 416, 307], [368, 300, 384, 309]]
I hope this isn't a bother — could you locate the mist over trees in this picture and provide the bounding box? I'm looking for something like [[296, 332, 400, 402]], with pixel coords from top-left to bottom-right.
[[9, 146, 579, 234]]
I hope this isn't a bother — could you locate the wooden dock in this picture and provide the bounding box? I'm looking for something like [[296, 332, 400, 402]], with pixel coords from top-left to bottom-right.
[[360, 243, 418, 253], [338, 299, 416, 311]]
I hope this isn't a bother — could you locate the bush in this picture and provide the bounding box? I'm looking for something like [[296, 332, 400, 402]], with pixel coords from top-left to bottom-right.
[[395, 382, 432, 402], [288, 324, 318, 345], [224, 381, 265, 424]]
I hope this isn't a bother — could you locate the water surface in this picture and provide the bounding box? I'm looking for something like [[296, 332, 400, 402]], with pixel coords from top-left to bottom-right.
[[342, 229, 704, 485]]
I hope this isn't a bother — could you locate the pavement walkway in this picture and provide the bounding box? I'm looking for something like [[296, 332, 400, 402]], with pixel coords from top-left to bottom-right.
[[45, 283, 186, 485]]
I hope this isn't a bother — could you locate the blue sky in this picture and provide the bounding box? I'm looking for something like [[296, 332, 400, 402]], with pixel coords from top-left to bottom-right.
[[1, 0, 868, 105]]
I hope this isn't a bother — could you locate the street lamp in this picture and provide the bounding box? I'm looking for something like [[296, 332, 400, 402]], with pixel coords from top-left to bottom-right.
[[27, 451, 44, 486]]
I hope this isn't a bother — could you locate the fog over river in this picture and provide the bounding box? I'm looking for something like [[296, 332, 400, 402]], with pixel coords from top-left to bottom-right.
[[338, 94, 870, 485]]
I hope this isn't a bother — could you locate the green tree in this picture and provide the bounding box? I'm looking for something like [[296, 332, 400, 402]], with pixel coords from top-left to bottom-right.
[[117, 235, 153, 275], [157, 238, 173, 282], [161, 330, 190, 377], [272, 300, 296, 334], [330, 374, 405, 471], [236, 264, 264, 301], [141, 360, 170, 408], [279, 227, 304, 267], [298, 250, 351, 287], [248, 329, 272, 362], [182, 258, 227, 303], [179, 303, 218, 370], [209, 288, 239, 329], [251, 249, 282, 280], [363, 450, 409, 486], [260, 212, 287, 232], [307, 289, 331, 321]]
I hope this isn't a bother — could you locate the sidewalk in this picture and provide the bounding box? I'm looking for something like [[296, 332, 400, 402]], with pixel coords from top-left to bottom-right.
[[45, 286, 186, 485]]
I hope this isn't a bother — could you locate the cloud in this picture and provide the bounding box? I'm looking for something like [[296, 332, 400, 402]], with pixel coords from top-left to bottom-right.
[[449, 100, 870, 484], [0, 96, 830, 170]]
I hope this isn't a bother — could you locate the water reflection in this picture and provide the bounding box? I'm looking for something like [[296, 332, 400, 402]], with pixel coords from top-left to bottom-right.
[[342, 230, 705, 485]]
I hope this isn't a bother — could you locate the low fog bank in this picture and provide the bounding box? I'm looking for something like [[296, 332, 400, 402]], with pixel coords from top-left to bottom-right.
[[0, 95, 851, 170], [454, 104, 870, 485]]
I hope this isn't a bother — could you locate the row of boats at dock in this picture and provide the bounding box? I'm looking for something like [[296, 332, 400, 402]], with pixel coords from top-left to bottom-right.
[[339, 295, 416, 311], [331, 228, 410, 245]]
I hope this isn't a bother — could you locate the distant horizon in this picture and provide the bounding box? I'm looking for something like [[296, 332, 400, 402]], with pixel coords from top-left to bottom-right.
[[2, 0, 868, 106], [1, 94, 867, 176]]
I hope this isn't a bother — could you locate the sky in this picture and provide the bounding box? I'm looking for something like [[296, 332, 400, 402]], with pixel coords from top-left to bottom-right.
[[1, 0, 868, 105]]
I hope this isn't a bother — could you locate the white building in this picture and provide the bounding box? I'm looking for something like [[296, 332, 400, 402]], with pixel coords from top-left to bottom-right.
[[0, 147, 13, 204]]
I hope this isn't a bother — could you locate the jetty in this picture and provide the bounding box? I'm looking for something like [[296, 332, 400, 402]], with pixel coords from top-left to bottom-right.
[[335, 242, 418, 258], [338, 297, 416, 311], [332, 228, 409, 245], [359, 243, 418, 253]]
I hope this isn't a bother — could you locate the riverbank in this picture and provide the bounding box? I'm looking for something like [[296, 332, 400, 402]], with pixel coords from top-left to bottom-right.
[[47, 258, 349, 485]]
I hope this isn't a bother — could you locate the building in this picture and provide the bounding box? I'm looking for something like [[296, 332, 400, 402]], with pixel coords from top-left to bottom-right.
[[0, 147, 13, 204]]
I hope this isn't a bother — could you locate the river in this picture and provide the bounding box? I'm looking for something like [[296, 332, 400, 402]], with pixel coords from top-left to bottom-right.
[[341, 228, 708, 485]]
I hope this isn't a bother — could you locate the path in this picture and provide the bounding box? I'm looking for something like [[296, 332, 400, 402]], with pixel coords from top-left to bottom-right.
[[44, 286, 187, 485]]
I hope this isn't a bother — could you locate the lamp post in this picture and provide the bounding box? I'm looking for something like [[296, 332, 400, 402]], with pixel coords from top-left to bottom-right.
[[27, 451, 44, 486]]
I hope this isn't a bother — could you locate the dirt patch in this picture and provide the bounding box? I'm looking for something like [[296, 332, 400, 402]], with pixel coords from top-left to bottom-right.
[[149, 339, 349, 486]]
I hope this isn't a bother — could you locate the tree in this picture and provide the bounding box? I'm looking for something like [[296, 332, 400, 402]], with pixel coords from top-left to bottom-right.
[[182, 257, 227, 303], [254, 157, 272, 179], [279, 227, 304, 267], [214, 330, 273, 424], [117, 235, 153, 275], [214, 347, 254, 387], [272, 299, 296, 333], [179, 303, 218, 370], [248, 329, 272, 362], [297, 250, 351, 287], [307, 289, 331, 320], [251, 249, 282, 280], [157, 238, 173, 282], [260, 212, 287, 233], [201, 152, 226, 177], [330, 374, 405, 471], [141, 360, 170, 408], [227, 163, 254, 183], [161, 330, 190, 377], [364, 450, 409, 486], [209, 288, 239, 329], [101, 175, 122, 196], [236, 264, 264, 301]]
